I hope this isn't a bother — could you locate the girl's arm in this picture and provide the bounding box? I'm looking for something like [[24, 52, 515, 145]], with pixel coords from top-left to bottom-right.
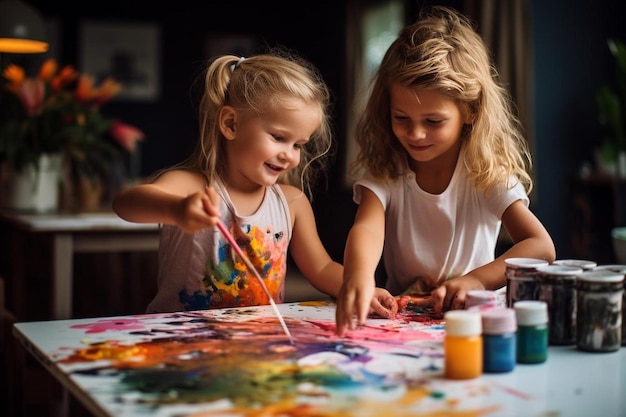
[[335, 188, 391, 335], [284, 185, 396, 334], [112, 170, 220, 234], [430, 199, 556, 312], [283, 186, 344, 298]]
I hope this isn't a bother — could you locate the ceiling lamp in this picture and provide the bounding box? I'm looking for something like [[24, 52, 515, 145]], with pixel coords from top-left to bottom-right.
[[0, 0, 48, 53]]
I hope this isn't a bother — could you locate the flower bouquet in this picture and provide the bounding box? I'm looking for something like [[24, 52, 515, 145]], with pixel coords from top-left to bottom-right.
[[0, 58, 145, 211]]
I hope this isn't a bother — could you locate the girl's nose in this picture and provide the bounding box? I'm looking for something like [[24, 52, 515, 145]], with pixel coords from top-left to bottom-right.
[[279, 147, 299, 165], [408, 124, 426, 140], [278, 150, 289, 161]]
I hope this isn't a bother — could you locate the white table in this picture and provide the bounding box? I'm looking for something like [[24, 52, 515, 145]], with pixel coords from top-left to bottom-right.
[[0, 211, 160, 319], [12, 301, 626, 417]]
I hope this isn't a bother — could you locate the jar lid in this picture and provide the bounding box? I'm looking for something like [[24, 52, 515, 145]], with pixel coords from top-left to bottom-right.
[[505, 258, 549, 269], [553, 259, 597, 270], [536, 265, 582, 278], [481, 308, 517, 334], [465, 290, 499, 309], [444, 310, 482, 337], [514, 300, 548, 325], [576, 270, 624, 283], [594, 265, 626, 274]]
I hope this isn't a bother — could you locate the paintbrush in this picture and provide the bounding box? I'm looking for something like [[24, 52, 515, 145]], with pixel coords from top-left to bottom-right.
[[215, 219, 294, 345]]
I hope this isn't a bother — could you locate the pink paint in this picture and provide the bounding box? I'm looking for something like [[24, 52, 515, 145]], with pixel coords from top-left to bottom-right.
[[490, 381, 533, 400], [71, 318, 147, 334], [305, 320, 442, 342]]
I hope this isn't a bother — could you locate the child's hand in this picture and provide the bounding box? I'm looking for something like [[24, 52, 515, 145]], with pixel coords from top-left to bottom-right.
[[335, 278, 376, 336], [369, 287, 399, 318], [430, 275, 484, 314], [335, 287, 400, 336], [174, 187, 220, 234]]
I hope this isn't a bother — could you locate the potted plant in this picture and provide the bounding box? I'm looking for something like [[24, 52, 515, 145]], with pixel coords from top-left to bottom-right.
[[0, 58, 145, 212], [595, 38, 626, 177]]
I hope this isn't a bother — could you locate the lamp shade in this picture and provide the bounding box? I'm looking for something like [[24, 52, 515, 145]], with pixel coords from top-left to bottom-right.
[[0, 0, 48, 53]]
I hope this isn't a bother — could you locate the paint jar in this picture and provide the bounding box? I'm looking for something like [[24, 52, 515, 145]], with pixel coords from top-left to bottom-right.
[[505, 258, 549, 307], [481, 307, 517, 373], [553, 259, 597, 270], [576, 270, 624, 352], [514, 301, 548, 364], [594, 265, 626, 346], [465, 290, 499, 310], [444, 310, 482, 379], [536, 265, 582, 345]]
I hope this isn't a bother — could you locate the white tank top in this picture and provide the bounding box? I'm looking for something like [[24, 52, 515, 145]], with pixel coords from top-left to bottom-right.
[[147, 182, 291, 313]]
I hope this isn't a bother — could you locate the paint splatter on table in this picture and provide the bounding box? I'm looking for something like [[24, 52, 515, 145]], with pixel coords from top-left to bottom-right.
[[14, 301, 626, 417]]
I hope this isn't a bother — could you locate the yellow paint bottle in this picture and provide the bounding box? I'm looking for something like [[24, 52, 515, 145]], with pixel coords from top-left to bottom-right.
[[444, 310, 483, 379]]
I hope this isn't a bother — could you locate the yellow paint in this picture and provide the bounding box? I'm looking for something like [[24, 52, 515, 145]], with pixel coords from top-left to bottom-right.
[[298, 301, 331, 307]]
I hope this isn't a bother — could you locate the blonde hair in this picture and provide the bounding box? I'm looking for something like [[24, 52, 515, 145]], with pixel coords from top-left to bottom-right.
[[352, 6, 532, 194], [179, 49, 334, 199]]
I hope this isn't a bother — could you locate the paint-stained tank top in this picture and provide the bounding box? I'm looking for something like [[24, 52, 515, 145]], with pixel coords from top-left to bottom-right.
[[147, 183, 291, 313]]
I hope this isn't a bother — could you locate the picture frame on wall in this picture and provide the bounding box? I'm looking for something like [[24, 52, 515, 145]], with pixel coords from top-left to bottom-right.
[[79, 21, 161, 102]]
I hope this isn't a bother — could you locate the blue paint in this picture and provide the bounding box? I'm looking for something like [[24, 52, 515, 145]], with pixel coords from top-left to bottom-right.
[[483, 333, 516, 373], [480, 308, 517, 373]]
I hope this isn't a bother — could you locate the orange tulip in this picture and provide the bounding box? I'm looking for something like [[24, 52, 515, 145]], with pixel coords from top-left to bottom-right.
[[2, 64, 25, 94], [94, 77, 122, 105], [75, 74, 97, 103], [51, 65, 78, 92], [38, 58, 58, 82]]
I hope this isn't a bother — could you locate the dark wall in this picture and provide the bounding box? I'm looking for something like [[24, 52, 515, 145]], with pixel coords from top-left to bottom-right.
[[27, 0, 354, 260], [21, 0, 626, 263], [28, 1, 349, 179], [532, 0, 626, 258]]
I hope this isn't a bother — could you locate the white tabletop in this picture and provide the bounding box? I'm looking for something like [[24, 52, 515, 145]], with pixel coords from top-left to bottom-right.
[[0, 211, 159, 232], [13, 301, 626, 417]]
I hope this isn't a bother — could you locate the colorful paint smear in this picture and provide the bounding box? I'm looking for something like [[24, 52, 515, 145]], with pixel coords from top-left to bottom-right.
[[29, 302, 527, 416]]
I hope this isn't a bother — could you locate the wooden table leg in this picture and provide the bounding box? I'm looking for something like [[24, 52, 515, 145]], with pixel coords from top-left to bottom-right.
[[52, 234, 73, 320]]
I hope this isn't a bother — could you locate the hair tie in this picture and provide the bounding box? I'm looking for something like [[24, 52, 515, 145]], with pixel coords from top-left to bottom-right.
[[230, 56, 246, 72]]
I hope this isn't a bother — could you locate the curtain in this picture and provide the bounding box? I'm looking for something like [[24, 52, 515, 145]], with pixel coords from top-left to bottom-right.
[[466, 0, 534, 155]]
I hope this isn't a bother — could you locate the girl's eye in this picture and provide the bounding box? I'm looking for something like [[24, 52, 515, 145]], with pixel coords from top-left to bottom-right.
[[392, 114, 409, 121], [426, 119, 444, 125], [272, 134, 284, 142], [293, 143, 303, 150]]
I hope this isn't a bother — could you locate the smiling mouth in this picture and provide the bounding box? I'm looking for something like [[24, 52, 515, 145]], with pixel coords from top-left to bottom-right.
[[409, 144, 431, 152], [266, 163, 285, 172]]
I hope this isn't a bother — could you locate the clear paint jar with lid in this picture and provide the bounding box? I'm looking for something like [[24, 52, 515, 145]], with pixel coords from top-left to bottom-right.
[[481, 307, 517, 373], [553, 259, 597, 270], [444, 310, 482, 379], [505, 258, 549, 307], [514, 300, 548, 363], [536, 264, 582, 345], [594, 264, 626, 346], [576, 270, 624, 352]]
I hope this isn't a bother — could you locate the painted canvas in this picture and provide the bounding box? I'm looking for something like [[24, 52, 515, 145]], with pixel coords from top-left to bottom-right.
[[14, 301, 595, 417]]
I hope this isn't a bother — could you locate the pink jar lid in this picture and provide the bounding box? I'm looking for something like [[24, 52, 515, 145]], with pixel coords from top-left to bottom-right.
[[465, 290, 499, 309], [481, 307, 517, 334]]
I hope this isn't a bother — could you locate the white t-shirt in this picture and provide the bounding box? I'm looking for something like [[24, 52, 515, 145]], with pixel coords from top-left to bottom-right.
[[354, 155, 528, 296]]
